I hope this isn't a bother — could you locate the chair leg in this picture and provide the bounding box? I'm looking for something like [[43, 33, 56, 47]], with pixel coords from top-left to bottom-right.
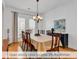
[[24, 44, 27, 51], [21, 42, 23, 49], [22, 42, 25, 51], [25, 43, 28, 51]]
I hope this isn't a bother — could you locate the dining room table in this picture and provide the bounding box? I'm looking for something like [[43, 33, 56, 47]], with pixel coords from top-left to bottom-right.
[[30, 34, 62, 52]]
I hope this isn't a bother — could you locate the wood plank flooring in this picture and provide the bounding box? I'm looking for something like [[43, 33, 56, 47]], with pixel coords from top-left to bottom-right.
[[3, 42, 77, 59]]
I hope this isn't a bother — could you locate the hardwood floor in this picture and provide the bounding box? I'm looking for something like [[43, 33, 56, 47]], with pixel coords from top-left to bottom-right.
[[8, 42, 19, 51], [3, 42, 77, 59]]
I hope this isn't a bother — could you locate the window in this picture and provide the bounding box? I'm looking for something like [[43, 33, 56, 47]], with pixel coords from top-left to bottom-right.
[[29, 19, 35, 34]]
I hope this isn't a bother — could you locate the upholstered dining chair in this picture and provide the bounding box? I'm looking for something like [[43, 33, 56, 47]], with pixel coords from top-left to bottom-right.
[[47, 33, 61, 51]]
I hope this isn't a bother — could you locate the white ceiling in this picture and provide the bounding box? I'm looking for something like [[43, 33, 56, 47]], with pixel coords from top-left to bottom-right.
[[3, 0, 72, 14]]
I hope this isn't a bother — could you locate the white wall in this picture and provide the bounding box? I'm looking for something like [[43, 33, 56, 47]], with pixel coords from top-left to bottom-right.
[[43, 0, 77, 49], [2, 7, 14, 43], [2, 7, 32, 42], [2, 6, 35, 42]]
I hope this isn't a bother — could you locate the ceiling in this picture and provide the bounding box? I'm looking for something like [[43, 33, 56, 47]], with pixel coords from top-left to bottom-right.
[[3, 0, 72, 14]]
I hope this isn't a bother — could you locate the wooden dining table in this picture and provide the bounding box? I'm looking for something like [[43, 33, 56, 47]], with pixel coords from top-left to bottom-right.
[[31, 34, 62, 52]]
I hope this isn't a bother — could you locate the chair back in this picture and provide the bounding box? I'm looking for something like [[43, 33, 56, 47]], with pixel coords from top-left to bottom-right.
[[22, 31, 26, 42], [51, 33, 61, 49], [25, 32, 30, 42], [25, 32, 32, 51], [25, 32, 36, 51]]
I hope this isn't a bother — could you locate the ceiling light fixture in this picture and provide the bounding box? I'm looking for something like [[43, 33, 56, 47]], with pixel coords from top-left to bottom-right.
[[33, 0, 43, 23], [33, 0, 43, 36]]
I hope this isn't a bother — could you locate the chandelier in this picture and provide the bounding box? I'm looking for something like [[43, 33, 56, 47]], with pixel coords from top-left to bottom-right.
[[33, 0, 43, 23], [33, 0, 43, 36]]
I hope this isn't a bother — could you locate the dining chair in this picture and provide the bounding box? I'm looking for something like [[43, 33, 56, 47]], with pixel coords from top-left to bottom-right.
[[21, 31, 26, 51], [47, 33, 61, 51], [47, 33, 77, 52], [25, 32, 37, 51]]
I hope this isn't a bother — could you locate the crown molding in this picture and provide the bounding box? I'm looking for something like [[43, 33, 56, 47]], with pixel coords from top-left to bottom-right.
[[3, 3, 36, 16], [2, 1, 44, 16]]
